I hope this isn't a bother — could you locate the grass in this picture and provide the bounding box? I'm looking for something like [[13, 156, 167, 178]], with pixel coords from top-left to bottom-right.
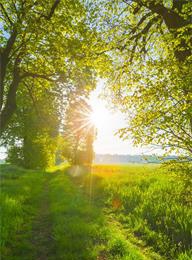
[[82, 164, 192, 259], [0, 164, 45, 259], [0, 163, 191, 259]]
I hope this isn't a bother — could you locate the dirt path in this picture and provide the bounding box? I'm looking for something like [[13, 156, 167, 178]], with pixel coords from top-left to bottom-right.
[[31, 174, 54, 260]]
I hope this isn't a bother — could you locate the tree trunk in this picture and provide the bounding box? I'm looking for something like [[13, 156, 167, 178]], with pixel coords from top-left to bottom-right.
[[0, 74, 20, 134]]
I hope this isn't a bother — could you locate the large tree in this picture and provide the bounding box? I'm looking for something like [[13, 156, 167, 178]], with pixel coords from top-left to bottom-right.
[[90, 0, 192, 155], [0, 0, 109, 133], [1, 53, 98, 168]]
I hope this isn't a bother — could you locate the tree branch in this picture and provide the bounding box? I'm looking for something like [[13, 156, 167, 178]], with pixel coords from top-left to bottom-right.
[[128, 15, 159, 61], [41, 0, 60, 20], [134, 0, 187, 28], [0, 3, 14, 25], [21, 72, 55, 81], [124, 0, 191, 61]]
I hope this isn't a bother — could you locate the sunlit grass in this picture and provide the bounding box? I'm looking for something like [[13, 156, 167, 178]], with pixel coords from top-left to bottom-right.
[[82, 164, 192, 259], [1, 164, 191, 259], [91, 164, 160, 178]]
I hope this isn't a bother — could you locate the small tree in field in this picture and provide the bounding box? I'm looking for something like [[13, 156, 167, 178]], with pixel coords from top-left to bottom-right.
[[62, 97, 95, 166]]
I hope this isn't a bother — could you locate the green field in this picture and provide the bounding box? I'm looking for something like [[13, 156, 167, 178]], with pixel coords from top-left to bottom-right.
[[0, 164, 191, 260]]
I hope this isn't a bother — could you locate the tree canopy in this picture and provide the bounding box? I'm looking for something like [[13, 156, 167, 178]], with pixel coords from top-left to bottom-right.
[[0, 0, 109, 132], [1, 0, 191, 168], [89, 0, 192, 155], [0, 0, 109, 168]]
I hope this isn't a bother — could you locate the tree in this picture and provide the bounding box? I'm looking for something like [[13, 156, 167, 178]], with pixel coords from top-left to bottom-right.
[[2, 79, 60, 169], [90, 0, 192, 155], [0, 0, 110, 133], [62, 96, 95, 165], [0, 0, 58, 131], [1, 54, 99, 168], [0, 0, 111, 168]]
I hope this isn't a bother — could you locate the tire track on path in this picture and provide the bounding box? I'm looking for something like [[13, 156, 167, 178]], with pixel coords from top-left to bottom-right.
[[32, 174, 55, 260]]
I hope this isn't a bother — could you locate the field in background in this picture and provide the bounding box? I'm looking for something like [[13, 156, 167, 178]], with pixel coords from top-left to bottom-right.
[[0, 164, 191, 260]]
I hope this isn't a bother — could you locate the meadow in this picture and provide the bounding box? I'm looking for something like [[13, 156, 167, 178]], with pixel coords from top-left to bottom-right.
[[0, 163, 191, 260]]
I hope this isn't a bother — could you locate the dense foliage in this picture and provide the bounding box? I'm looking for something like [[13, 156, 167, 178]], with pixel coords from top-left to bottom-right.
[[2, 79, 59, 168], [0, 0, 109, 131], [0, 0, 109, 168], [89, 0, 192, 155]]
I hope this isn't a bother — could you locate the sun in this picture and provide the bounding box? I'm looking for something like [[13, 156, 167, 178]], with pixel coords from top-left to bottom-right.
[[89, 106, 109, 129]]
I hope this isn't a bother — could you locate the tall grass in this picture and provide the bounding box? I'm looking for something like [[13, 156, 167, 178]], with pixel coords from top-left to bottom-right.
[[1, 163, 191, 259], [86, 164, 192, 260], [48, 168, 153, 260]]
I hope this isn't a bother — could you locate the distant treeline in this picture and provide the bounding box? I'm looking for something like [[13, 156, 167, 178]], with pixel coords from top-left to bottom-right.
[[94, 154, 180, 164]]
